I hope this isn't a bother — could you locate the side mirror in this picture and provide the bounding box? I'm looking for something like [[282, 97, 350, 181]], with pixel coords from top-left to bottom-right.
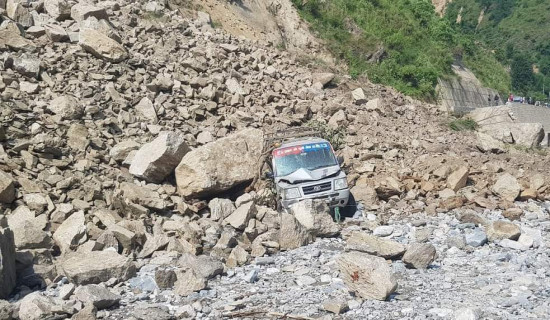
[[264, 171, 274, 179], [337, 156, 344, 165]]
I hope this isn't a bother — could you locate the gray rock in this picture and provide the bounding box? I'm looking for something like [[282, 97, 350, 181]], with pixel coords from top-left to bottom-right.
[[17, 292, 56, 320], [79, 28, 128, 63], [0, 299, 17, 320], [373, 226, 394, 237], [44, 0, 72, 20], [492, 173, 521, 202], [486, 221, 521, 242], [178, 254, 223, 280], [345, 231, 406, 259], [155, 269, 177, 289], [402, 243, 437, 269], [48, 95, 84, 120], [352, 88, 367, 104], [11, 55, 40, 78], [0, 29, 36, 51], [74, 284, 121, 310], [129, 132, 189, 183], [134, 97, 158, 123], [208, 198, 236, 221], [0, 172, 15, 204], [175, 128, 263, 198], [71, 4, 107, 22], [44, 24, 69, 42], [226, 245, 249, 268], [109, 140, 140, 162], [174, 269, 206, 296], [278, 212, 312, 251], [71, 304, 97, 320], [59, 251, 136, 285], [290, 199, 339, 237], [244, 269, 259, 283], [454, 307, 480, 320], [58, 283, 75, 300], [322, 300, 348, 314], [499, 239, 528, 251], [52, 211, 87, 253], [337, 251, 397, 300], [131, 306, 174, 320], [138, 234, 169, 258], [465, 228, 487, 247], [223, 201, 256, 230]]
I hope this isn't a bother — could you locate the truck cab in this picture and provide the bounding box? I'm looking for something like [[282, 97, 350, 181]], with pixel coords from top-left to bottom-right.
[[271, 137, 350, 209]]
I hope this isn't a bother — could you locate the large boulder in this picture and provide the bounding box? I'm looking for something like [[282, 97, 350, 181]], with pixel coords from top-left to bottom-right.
[[278, 212, 312, 250], [509, 123, 544, 148], [0, 216, 16, 299], [290, 200, 339, 237], [59, 251, 136, 285], [345, 232, 405, 259], [0, 171, 15, 204], [52, 211, 87, 253], [337, 252, 397, 301], [79, 29, 128, 63], [129, 132, 190, 183], [175, 128, 263, 198], [492, 173, 521, 202]]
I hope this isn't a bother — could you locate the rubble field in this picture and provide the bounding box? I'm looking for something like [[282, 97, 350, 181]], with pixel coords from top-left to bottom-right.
[[1, 0, 550, 319]]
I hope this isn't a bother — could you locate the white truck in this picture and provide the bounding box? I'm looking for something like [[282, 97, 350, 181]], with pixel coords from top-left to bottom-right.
[[262, 128, 350, 210]]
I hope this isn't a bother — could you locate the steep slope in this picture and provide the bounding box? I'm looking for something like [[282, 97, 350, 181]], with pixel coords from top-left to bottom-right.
[[291, 0, 509, 100], [443, 0, 550, 98]]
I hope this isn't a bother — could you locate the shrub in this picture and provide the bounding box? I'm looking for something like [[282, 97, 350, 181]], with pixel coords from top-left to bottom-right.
[[306, 120, 347, 150], [449, 118, 478, 131]]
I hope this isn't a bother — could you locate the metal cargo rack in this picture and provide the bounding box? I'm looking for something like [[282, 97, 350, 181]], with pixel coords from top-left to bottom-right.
[[262, 127, 321, 154]]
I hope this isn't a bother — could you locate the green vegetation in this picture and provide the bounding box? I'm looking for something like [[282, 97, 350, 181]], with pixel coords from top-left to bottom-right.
[[449, 117, 479, 131], [292, 0, 508, 100], [446, 0, 550, 99], [306, 120, 346, 150]]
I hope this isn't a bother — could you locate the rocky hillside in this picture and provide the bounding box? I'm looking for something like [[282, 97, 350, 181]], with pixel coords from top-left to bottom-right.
[[1, 0, 550, 319], [443, 0, 550, 98]]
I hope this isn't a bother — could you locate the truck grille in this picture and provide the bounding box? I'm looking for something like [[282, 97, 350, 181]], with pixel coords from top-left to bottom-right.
[[302, 182, 332, 195]]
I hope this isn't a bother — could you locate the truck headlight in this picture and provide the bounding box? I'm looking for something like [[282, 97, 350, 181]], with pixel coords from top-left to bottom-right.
[[334, 178, 348, 190], [283, 188, 301, 200]]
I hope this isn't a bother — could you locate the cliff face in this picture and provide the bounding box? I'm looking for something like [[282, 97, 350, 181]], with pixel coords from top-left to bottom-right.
[[437, 64, 501, 114]]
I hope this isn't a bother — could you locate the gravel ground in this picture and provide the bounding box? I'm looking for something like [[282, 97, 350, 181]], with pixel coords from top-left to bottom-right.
[[105, 201, 550, 320]]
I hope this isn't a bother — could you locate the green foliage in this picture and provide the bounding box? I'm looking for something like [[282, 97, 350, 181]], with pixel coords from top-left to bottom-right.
[[447, 0, 550, 99], [292, 0, 508, 100], [306, 120, 346, 150], [449, 117, 479, 131], [511, 55, 535, 95]]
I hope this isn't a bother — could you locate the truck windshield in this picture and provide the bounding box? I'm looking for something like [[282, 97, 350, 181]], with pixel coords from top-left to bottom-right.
[[273, 142, 337, 177]]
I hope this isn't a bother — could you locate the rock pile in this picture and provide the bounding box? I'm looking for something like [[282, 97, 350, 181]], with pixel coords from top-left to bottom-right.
[[1, 0, 550, 318]]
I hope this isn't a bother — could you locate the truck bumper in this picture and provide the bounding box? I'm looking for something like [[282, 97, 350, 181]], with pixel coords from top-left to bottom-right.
[[282, 188, 350, 209]]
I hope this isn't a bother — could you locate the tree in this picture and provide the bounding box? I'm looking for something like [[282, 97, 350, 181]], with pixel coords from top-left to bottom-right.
[[511, 55, 534, 95]]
